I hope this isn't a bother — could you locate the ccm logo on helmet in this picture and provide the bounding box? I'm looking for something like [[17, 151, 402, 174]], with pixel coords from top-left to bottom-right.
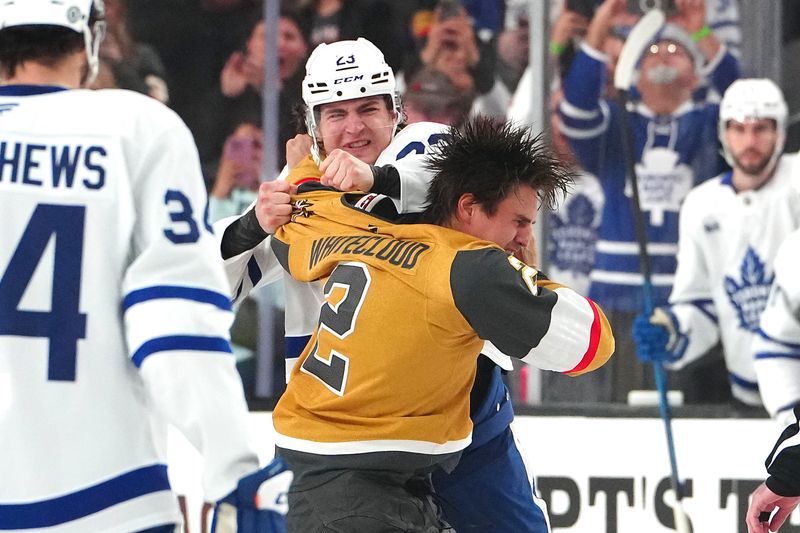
[[334, 75, 364, 84]]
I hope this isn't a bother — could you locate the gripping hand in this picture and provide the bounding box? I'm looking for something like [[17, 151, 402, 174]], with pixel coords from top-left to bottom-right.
[[211, 458, 293, 533], [632, 307, 684, 363]]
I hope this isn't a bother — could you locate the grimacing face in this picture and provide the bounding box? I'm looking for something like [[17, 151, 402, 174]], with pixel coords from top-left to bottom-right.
[[316, 96, 396, 165], [455, 185, 539, 255]]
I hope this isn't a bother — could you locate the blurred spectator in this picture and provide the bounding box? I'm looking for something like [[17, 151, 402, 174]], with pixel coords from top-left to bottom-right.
[[403, 1, 496, 95], [558, 0, 739, 402], [299, 0, 405, 69], [705, 0, 741, 57], [196, 10, 309, 187], [100, 0, 169, 103], [125, 0, 262, 148], [471, 0, 532, 120], [209, 123, 263, 222], [403, 66, 473, 126]]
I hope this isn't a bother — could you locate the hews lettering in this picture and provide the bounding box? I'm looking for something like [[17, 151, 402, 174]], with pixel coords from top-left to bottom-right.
[[334, 75, 364, 84]]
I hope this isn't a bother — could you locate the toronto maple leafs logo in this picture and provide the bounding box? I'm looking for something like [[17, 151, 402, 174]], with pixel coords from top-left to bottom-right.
[[547, 195, 598, 275], [290, 199, 314, 221], [724, 247, 774, 331]]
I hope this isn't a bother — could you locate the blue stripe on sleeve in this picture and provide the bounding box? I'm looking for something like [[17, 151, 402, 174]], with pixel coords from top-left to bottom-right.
[[247, 257, 262, 288], [755, 352, 800, 361], [729, 372, 759, 391], [0, 464, 170, 529], [286, 335, 312, 358], [757, 328, 800, 351], [132, 335, 232, 367], [123, 286, 232, 312]]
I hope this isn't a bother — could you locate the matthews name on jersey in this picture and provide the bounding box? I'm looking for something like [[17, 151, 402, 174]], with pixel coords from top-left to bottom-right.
[[0, 86, 257, 532], [667, 155, 800, 406], [268, 186, 615, 480]]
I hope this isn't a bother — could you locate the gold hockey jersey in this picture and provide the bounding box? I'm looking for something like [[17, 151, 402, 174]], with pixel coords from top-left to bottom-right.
[[270, 187, 614, 461]]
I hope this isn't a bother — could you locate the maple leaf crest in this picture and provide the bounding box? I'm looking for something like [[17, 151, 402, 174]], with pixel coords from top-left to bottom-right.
[[547, 194, 597, 275], [724, 247, 774, 331]]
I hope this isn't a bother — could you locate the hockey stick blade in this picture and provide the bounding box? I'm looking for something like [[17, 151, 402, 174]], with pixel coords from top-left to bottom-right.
[[613, 9, 666, 91]]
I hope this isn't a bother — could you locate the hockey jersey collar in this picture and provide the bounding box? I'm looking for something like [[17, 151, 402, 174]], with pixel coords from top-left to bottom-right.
[[719, 170, 736, 191], [0, 84, 69, 96]]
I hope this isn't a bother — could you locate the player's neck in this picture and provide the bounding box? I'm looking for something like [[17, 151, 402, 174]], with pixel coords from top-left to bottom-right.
[[3, 53, 85, 90], [732, 164, 776, 192]]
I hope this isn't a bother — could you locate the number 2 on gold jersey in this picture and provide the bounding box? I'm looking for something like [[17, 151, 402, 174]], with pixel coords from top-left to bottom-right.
[[300, 262, 371, 395]]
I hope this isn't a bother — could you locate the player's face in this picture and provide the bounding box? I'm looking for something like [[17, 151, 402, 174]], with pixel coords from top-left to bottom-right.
[[725, 118, 778, 176], [278, 17, 307, 81], [316, 96, 396, 165], [458, 185, 538, 255], [639, 40, 695, 87]]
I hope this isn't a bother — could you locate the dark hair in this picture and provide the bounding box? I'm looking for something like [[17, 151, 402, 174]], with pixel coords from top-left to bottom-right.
[[0, 4, 104, 79], [422, 116, 573, 225], [0, 26, 85, 78]]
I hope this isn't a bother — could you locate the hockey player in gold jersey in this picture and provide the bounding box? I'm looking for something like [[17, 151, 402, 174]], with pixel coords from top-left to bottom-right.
[[268, 117, 615, 532]]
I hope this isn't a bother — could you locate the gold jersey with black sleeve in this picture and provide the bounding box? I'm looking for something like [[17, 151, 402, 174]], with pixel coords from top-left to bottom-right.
[[270, 186, 615, 472]]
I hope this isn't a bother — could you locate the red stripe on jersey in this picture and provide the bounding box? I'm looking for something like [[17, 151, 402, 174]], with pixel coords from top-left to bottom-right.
[[567, 298, 601, 374], [294, 177, 321, 186]]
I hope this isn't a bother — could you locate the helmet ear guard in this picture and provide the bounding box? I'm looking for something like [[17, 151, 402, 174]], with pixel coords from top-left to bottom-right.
[[718, 78, 787, 170], [301, 38, 401, 163], [0, 0, 106, 84]]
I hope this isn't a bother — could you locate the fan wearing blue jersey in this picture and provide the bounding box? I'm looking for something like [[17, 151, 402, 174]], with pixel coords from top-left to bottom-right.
[[0, 2, 289, 531], [219, 37, 556, 532]]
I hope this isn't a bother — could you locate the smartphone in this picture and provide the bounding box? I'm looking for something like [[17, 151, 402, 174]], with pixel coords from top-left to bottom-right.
[[627, 0, 678, 17], [437, 0, 462, 21], [224, 137, 261, 189], [565, 0, 602, 20]]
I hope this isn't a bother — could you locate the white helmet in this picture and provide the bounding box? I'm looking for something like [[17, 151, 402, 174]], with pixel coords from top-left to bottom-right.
[[302, 38, 400, 160], [719, 78, 787, 170], [0, 0, 106, 84]]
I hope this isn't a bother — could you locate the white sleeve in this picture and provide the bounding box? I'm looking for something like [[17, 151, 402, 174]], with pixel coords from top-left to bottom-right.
[[667, 190, 720, 368], [755, 230, 800, 424], [122, 118, 258, 501], [213, 214, 285, 306], [375, 121, 449, 213], [282, 273, 325, 381]]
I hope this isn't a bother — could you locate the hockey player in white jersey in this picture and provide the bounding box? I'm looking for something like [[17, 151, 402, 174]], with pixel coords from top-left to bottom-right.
[[633, 78, 800, 407], [753, 227, 800, 425], [0, 1, 290, 531], [218, 38, 553, 532], [747, 230, 800, 533]]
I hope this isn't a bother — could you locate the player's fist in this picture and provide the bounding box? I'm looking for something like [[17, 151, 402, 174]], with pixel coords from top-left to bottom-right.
[[254, 180, 297, 234], [286, 134, 314, 169], [319, 149, 375, 192]]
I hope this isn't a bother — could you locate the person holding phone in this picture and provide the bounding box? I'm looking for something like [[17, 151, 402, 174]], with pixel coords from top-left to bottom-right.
[[209, 123, 264, 222]]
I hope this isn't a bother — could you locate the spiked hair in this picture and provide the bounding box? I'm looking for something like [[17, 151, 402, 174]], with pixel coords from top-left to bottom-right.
[[422, 116, 573, 226]]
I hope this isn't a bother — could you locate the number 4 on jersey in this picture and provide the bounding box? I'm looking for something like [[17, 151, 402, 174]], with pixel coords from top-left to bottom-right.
[[0, 204, 87, 381]]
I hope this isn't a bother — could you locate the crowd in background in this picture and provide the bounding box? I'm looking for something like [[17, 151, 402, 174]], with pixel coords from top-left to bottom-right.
[[100, 0, 800, 412]]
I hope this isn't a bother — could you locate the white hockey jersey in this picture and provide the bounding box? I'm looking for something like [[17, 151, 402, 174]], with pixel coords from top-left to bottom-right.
[[668, 155, 800, 405], [0, 86, 258, 532], [754, 227, 800, 425]]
